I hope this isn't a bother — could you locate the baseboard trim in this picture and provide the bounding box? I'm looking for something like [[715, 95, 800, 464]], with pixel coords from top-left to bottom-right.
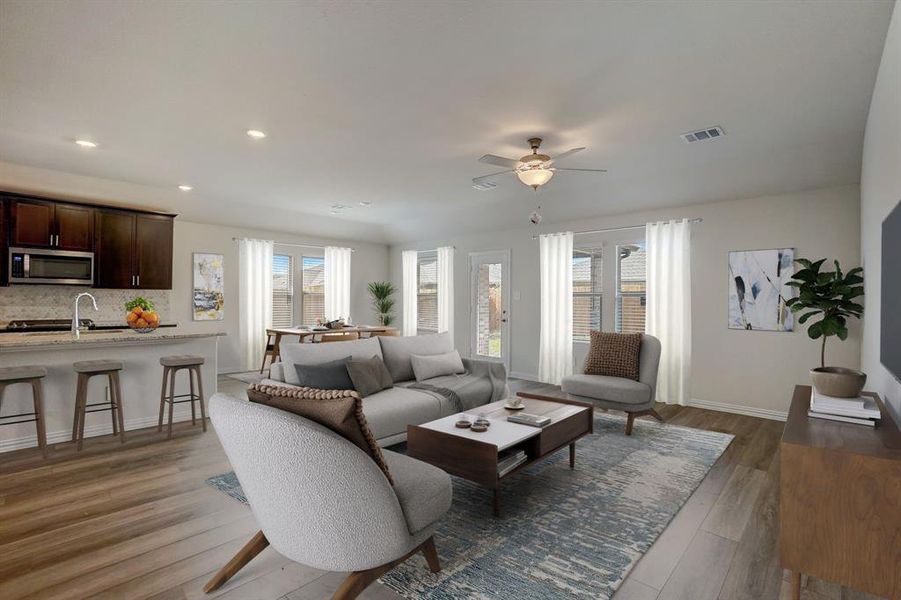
[[0, 407, 195, 453], [687, 398, 788, 422], [510, 371, 540, 382]]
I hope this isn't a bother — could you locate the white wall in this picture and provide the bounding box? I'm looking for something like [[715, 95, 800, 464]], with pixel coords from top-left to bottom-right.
[[171, 220, 388, 373], [390, 185, 862, 417], [861, 1, 901, 421]]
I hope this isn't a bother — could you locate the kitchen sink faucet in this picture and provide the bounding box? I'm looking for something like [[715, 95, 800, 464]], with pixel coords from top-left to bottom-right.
[[72, 292, 99, 338]]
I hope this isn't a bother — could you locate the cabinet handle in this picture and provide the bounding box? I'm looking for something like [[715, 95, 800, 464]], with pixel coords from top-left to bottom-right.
[[55, 234, 59, 246], [131, 275, 135, 286], [136, 274, 140, 287]]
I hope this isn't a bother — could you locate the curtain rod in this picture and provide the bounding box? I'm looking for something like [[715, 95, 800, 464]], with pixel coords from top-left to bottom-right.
[[530, 218, 703, 239], [231, 237, 355, 252]]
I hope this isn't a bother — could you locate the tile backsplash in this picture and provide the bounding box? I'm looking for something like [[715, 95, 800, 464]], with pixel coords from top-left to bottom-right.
[[0, 286, 171, 326]]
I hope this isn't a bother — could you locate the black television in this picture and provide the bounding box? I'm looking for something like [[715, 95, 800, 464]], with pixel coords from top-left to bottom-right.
[[882, 199, 901, 382]]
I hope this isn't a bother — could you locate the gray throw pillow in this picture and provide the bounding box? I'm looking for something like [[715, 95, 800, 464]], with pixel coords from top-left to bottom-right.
[[346, 355, 394, 397], [410, 350, 466, 382], [293, 356, 354, 390]]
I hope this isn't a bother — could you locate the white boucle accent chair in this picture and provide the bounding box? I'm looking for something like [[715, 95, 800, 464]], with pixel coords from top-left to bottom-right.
[[204, 393, 452, 599]]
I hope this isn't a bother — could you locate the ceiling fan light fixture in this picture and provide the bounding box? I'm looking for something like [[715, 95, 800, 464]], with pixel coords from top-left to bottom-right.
[[516, 167, 554, 189]]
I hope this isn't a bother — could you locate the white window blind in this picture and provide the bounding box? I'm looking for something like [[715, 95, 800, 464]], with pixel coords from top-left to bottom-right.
[[271, 254, 294, 328], [417, 253, 438, 334], [302, 256, 325, 326], [616, 244, 647, 334], [573, 248, 602, 341]]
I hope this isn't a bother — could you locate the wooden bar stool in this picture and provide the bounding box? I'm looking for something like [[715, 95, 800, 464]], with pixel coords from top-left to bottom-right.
[[0, 366, 49, 458], [72, 360, 126, 451], [158, 355, 206, 440]]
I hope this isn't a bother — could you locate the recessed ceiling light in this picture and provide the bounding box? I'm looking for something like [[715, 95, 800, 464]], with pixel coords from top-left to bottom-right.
[[359, 201, 372, 207], [75, 139, 97, 148], [178, 185, 193, 191], [246, 129, 267, 139]]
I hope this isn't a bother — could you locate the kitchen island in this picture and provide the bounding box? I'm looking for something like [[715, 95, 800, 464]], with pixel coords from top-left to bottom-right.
[[0, 328, 225, 453]]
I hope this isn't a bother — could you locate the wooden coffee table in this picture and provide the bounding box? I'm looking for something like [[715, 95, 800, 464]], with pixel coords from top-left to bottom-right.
[[406, 392, 594, 516]]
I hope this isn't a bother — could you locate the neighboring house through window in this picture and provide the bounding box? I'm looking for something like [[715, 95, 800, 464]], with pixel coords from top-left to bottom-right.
[[302, 256, 325, 326], [271, 254, 294, 327], [616, 243, 647, 334], [573, 247, 603, 342], [417, 252, 438, 334]]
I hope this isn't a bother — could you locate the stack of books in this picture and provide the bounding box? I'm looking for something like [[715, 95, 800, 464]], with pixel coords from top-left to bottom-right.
[[808, 389, 881, 426], [497, 449, 528, 477]]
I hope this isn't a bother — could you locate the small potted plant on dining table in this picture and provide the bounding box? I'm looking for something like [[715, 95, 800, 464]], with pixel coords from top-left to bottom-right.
[[785, 258, 865, 397]]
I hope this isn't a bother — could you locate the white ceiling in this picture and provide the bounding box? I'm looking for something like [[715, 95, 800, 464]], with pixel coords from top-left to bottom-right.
[[0, 0, 893, 243]]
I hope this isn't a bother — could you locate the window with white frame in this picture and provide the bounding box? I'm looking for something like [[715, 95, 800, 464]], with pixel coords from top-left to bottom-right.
[[573, 248, 603, 341], [271, 254, 294, 327], [301, 256, 325, 326], [417, 252, 438, 334], [616, 243, 647, 334]]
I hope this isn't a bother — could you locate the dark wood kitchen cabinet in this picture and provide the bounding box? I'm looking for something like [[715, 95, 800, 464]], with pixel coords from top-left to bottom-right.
[[54, 204, 94, 251], [94, 209, 173, 289], [0, 198, 7, 286], [9, 198, 93, 251]]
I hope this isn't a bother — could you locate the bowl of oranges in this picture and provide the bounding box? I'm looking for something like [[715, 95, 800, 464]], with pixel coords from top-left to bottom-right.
[[125, 297, 161, 333]]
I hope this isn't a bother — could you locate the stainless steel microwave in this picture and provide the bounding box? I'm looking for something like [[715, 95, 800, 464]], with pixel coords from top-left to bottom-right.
[[8, 247, 94, 285]]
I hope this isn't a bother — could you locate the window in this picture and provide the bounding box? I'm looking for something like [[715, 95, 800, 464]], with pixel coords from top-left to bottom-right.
[[417, 252, 438, 334], [616, 244, 647, 334], [271, 254, 294, 327], [573, 248, 603, 341], [301, 256, 325, 326]]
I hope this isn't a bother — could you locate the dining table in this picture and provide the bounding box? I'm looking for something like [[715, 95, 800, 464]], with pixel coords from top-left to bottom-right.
[[261, 325, 399, 371]]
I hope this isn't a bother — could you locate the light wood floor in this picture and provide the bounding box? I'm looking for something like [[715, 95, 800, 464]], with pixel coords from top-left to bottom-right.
[[0, 376, 883, 600]]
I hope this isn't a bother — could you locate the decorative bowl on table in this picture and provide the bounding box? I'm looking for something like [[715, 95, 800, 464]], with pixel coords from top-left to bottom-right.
[[125, 297, 160, 333]]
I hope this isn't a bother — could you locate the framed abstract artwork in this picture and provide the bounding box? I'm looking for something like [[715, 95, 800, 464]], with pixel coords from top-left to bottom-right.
[[728, 248, 794, 331], [192, 253, 224, 321]]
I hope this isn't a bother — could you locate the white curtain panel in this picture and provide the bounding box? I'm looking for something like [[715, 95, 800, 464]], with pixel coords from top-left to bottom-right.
[[646, 219, 692, 405], [402, 250, 418, 336], [538, 231, 574, 385], [437, 246, 455, 345], [324, 246, 352, 321], [238, 238, 274, 371]]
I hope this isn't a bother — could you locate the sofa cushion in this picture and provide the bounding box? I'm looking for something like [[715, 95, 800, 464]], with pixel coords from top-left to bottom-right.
[[378, 332, 454, 383], [346, 355, 394, 397], [562, 373, 652, 405], [410, 350, 465, 382], [362, 387, 443, 440], [583, 331, 642, 381], [279, 337, 382, 385], [247, 383, 393, 484], [294, 356, 354, 390], [383, 450, 452, 535]]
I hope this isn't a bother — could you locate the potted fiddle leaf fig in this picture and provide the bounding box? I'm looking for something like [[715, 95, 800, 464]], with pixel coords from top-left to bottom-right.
[[785, 258, 865, 397], [368, 281, 396, 326]]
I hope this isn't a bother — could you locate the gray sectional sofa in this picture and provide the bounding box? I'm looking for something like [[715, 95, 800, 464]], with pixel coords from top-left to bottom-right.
[[264, 332, 508, 446]]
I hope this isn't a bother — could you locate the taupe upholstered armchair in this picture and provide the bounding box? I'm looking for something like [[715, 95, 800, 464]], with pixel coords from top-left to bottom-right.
[[205, 393, 452, 599], [561, 334, 663, 435]]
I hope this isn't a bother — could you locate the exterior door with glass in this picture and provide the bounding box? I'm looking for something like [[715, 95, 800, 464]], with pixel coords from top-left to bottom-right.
[[469, 250, 511, 368]]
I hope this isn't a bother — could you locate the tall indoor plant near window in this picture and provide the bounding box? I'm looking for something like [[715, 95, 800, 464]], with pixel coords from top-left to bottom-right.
[[786, 258, 866, 397], [368, 281, 396, 326]]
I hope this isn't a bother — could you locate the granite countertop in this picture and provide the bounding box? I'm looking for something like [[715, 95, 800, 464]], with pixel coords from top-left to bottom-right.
[[0, 328, 226, 350]]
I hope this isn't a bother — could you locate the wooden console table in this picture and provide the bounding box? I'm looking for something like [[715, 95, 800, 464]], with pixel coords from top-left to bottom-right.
[[780, 385, 901, 599]]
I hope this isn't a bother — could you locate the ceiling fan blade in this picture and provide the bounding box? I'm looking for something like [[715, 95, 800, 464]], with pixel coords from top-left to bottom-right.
[[478, 154, 520, 168], [554, 167, 607, 173], [547, 147, 585, 165], [472, 170, 514, 183]]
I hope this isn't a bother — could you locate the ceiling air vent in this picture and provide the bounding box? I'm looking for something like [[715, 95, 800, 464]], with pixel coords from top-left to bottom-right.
[[681, 126, 725, 144], [472, 181, 498, 191]]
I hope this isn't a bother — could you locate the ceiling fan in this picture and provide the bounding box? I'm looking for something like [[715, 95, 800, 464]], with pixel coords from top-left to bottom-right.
[[473, 137, 606, 190]]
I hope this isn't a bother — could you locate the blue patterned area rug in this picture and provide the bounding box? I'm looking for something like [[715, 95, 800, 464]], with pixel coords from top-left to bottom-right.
[[206, 413, 732, 599]]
